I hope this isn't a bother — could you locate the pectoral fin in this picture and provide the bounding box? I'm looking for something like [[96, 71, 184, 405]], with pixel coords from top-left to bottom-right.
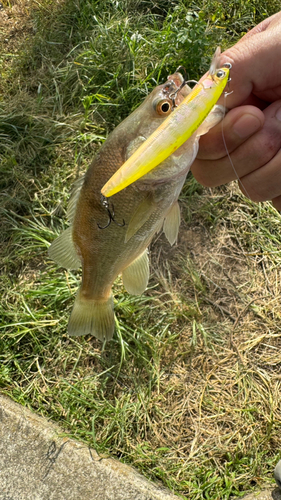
[[48, 227, 81, 270], [125, 193, 156, 243], [163, 201, 181, 246], [122, 249, 149, 295]]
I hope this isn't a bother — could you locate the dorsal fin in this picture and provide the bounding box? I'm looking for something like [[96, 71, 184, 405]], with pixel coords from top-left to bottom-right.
[[67, 175, 85, 223], [125, 192, 156, 243]]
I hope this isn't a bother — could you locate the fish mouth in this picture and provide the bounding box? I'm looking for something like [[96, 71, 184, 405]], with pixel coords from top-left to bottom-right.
[[162, 72, 189, 105], [101, 59, 230, 198]]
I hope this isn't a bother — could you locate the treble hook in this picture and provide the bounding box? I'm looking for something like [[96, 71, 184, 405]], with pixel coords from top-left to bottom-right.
[[168, 66, 198, 109], [97, 195, 126, 230]]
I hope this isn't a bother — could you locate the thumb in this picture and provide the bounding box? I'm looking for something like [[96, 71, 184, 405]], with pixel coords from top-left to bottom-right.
[[218, 11, 281, 108]]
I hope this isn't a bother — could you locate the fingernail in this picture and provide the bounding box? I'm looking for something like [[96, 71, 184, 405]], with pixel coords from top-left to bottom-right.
[[275, 107, 281, 122], [233, 114, 262, 139]]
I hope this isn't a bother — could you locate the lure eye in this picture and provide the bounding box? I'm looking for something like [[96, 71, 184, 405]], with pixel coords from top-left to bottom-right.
[[154, 98, 173, 116], [216, 69, 226, 79]]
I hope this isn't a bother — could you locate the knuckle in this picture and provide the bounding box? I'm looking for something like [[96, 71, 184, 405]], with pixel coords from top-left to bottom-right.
[[257, 129, 281, 164]]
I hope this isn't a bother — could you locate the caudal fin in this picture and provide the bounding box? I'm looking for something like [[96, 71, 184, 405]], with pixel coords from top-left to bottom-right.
[[68, 289, 115, 340]]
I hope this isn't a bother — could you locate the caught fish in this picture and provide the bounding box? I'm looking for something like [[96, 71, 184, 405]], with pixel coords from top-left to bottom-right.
[[49, 51, 229, 341], [101, 48, 231, 197]]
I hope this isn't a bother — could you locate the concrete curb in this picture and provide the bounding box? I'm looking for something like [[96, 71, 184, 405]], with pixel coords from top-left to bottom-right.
[[0, 394, 179, 500]]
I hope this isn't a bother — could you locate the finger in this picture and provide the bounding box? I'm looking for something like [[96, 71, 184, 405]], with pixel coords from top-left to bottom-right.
[[272, 195, 281, 211], [197, 105, 264, 160], [216, 14, 281, 108], [238, 12, 281, 39], [240, 147, 281, 202], [192, 100, 281, 187]]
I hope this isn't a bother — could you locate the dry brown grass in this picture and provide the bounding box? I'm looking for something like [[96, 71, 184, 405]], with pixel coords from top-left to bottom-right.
[[146, 183, 281, 491], [0, 0, 34, 53]]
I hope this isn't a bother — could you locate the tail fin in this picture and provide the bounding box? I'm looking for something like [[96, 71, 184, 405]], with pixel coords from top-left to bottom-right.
[[68, 289, 115, 340]]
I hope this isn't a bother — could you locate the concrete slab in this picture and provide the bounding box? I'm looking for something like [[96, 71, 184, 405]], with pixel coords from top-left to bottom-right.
[[241, 488, 281, 500], [0, 394, 179, 500], [1, 393, 279, 500]]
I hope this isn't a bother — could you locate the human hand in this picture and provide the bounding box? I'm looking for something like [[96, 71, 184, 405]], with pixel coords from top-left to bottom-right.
[[191, 11, 281, 210]]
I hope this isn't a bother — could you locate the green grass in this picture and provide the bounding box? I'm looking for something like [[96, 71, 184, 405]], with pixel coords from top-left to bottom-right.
[[1, 0, 281, 498]]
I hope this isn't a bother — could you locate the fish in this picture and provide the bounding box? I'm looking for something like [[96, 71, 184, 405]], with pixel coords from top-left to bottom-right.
[[101, 48, 231, 197], [48, 59, 227, 341]]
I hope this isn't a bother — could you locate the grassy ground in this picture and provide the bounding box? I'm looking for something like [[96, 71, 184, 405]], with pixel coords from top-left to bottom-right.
[[1, 0, 281, 498]]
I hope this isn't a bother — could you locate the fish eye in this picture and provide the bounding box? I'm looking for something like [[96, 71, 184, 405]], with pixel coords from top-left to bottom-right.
[[216, 69, 226, 79], [154, 98, 172, 116]]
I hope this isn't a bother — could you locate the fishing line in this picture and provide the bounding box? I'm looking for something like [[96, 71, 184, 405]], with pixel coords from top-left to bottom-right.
[[222, 91, 252, 200], [221, 89, 261, 273]]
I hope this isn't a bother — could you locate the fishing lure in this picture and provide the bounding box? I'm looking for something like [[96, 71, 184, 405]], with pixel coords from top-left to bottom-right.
[[101, 48, 231, 198]]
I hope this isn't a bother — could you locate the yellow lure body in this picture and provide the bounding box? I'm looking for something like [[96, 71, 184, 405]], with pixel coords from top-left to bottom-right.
[[101, 62, 230, 198]]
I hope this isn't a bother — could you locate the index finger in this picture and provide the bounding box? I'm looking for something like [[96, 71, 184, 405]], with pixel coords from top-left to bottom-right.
[[217, 12, 281, 108]]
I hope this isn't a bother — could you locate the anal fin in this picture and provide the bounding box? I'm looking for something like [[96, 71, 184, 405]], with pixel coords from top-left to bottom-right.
[[48, 227, 81, 270], [163, 201, 181, 246], [122, 249, 149, 295]]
